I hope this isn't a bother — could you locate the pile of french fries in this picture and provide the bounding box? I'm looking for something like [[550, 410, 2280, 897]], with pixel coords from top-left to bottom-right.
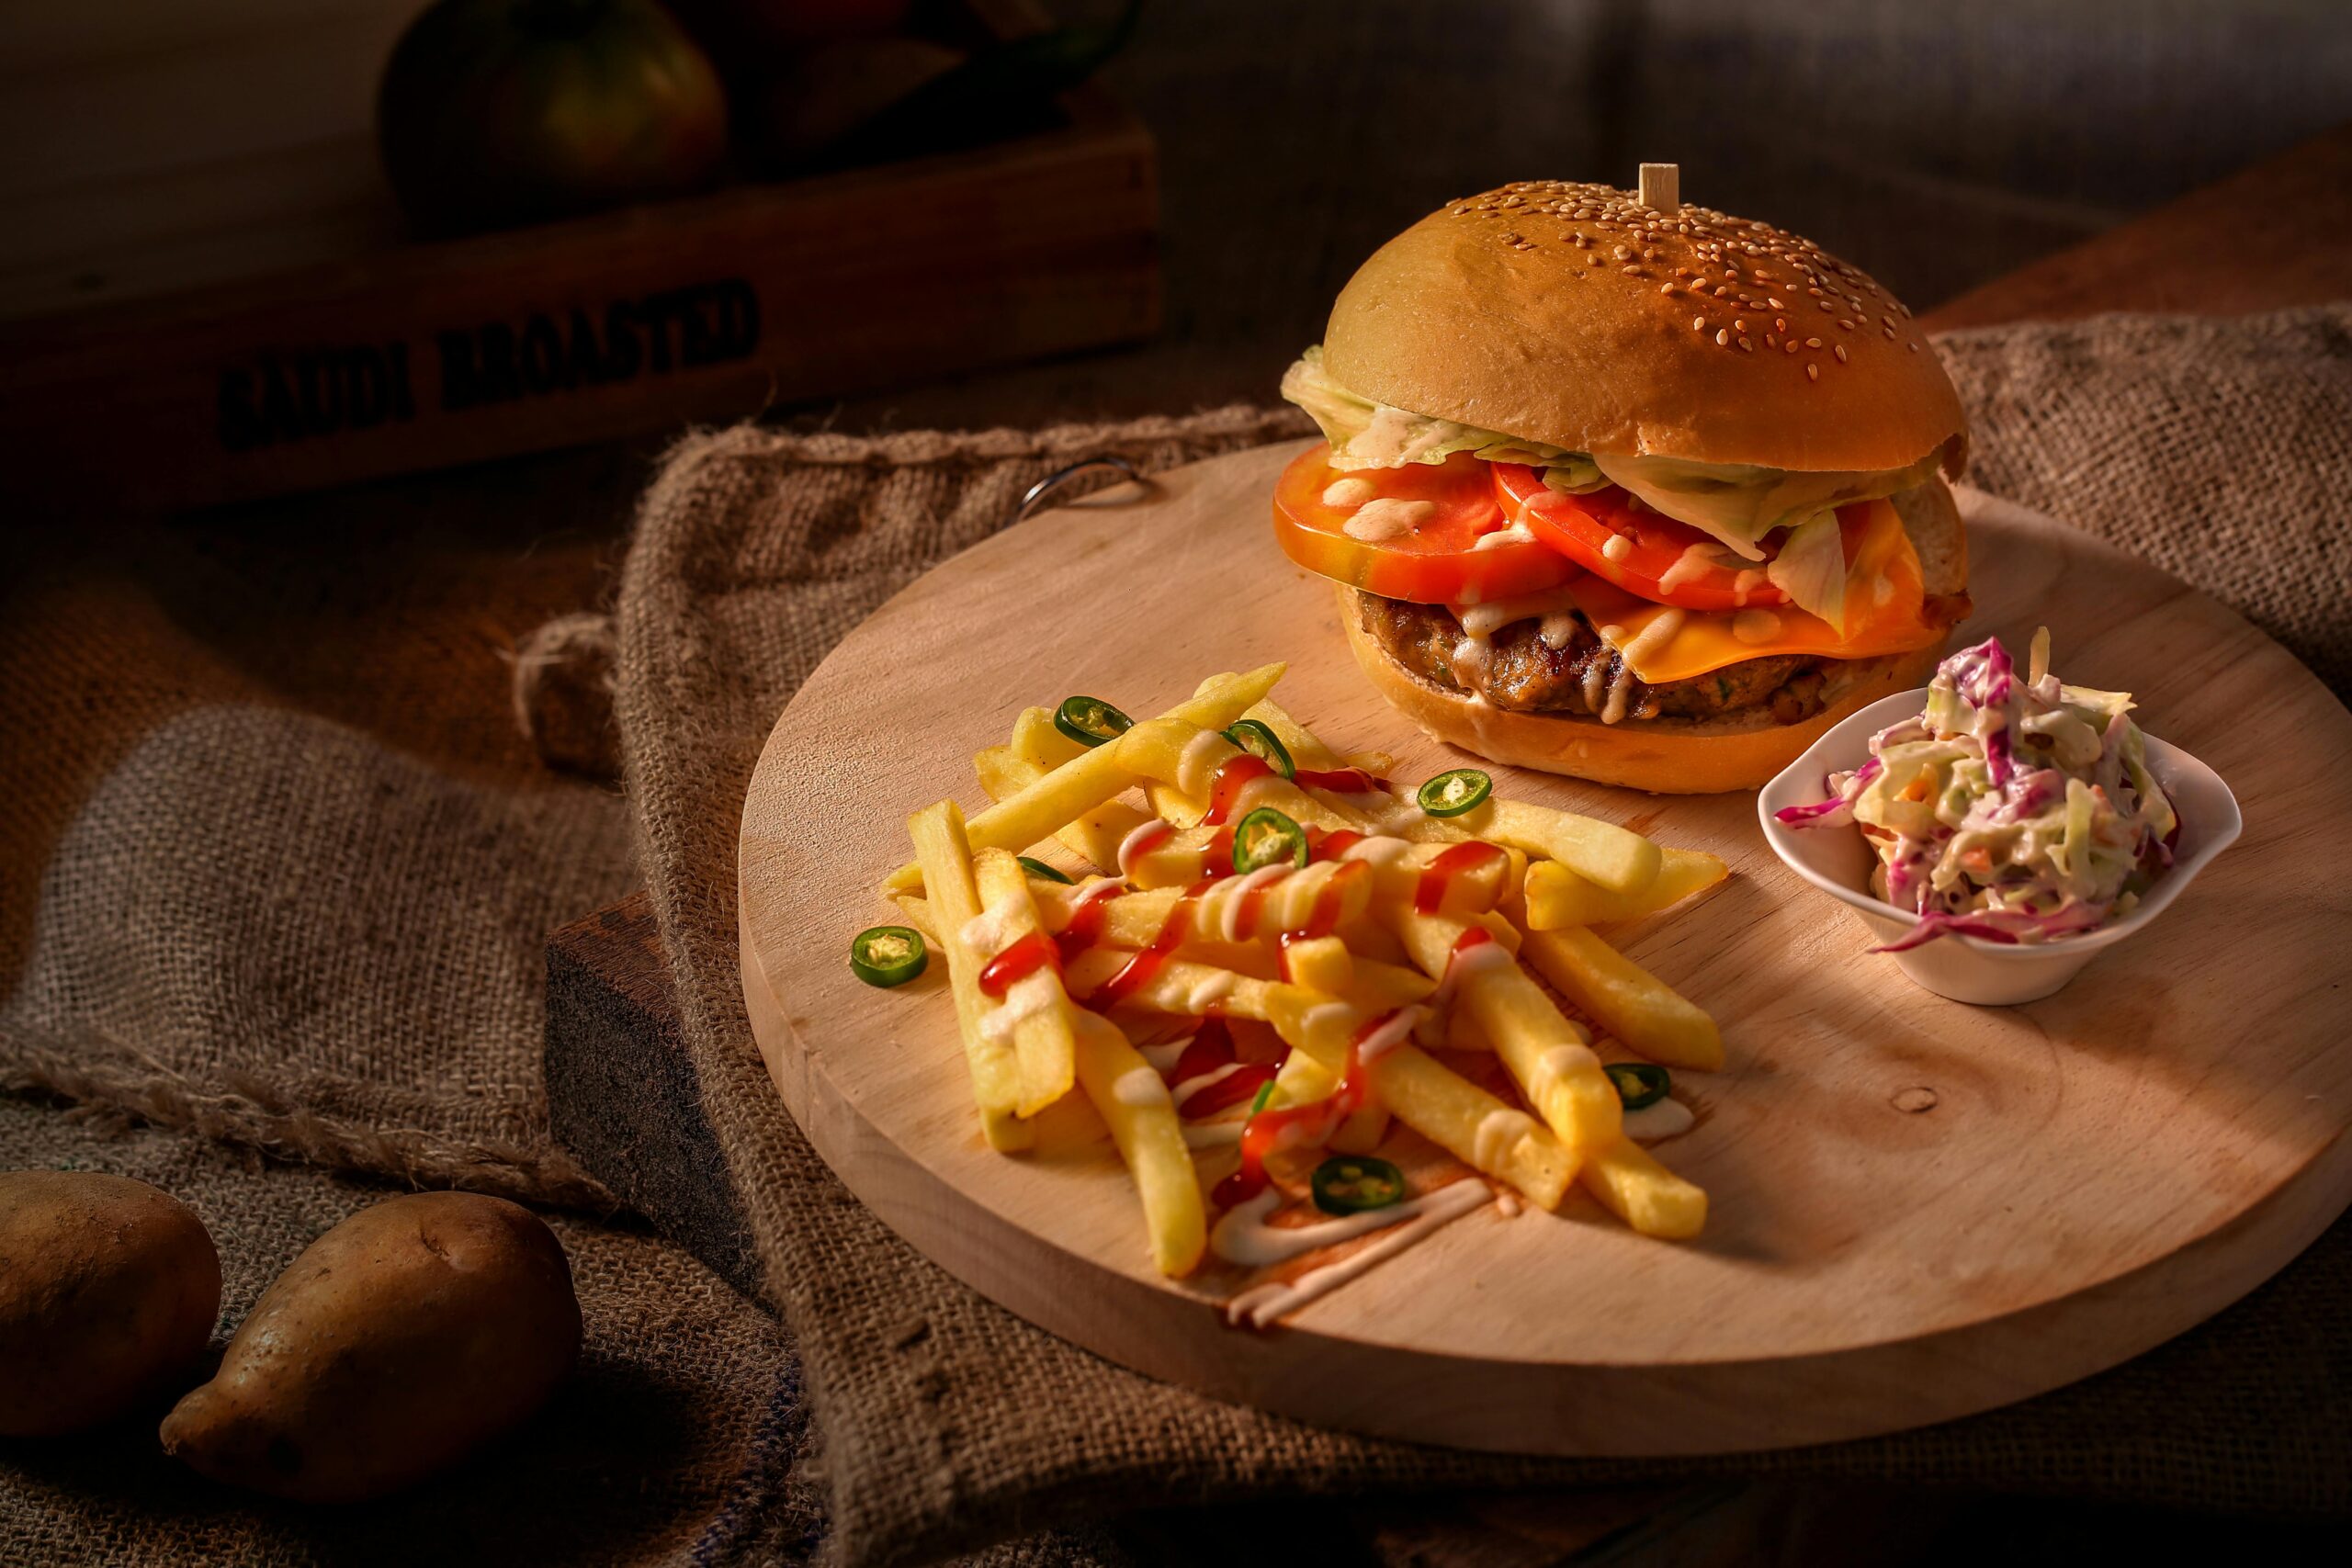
[[881, 663, 1728, 1282]]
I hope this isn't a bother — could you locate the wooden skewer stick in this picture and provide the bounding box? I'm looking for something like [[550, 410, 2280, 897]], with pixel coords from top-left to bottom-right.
[[1638, 163, 1679, 216]]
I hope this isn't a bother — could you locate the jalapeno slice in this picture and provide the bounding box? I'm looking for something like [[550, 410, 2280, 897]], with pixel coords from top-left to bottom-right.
[[1016, 855, 1073, 885], [1605, 1062, 1671, 1111], [850, 925, 928, 987], [1417, 767, 1493, 818], [1310, 1155, 1407, 1215], [1232, 807, 1308, 873], [1054, 695, 1134, 748], [1222, 719, 1296, 780]]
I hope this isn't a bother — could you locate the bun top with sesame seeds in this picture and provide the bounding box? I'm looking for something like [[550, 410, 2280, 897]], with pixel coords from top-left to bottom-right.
[[1321, 179, 1967, 477]]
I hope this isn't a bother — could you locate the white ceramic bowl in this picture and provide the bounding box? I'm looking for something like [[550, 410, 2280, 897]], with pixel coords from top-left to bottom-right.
[[1757, 687, 2243, 1006]]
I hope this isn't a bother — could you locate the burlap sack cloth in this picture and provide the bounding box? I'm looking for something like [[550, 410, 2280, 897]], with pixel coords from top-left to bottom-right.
[[614, 307, 2352, 1562]]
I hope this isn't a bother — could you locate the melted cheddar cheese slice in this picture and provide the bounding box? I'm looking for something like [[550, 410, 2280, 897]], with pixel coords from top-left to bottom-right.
[[1568, 500, 1943, 684]]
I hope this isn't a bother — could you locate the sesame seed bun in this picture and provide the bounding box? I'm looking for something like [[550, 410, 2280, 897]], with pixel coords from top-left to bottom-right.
[[1339, 478, 1972, 795], [1322, 180, 1967, 476]]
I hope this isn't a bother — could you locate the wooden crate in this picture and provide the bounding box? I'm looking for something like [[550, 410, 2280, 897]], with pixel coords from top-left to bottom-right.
[[0, 0, 1158, 514]]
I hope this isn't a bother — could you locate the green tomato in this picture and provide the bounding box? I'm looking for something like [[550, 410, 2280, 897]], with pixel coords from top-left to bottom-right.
[[378, 0, 729, 235]]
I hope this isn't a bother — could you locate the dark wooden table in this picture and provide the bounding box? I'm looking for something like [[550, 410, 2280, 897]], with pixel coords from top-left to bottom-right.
[[540, 123, 2352, 1565]]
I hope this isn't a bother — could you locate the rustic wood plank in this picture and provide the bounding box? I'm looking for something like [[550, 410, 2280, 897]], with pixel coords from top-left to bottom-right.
[[1920, 123, 2352, 333]]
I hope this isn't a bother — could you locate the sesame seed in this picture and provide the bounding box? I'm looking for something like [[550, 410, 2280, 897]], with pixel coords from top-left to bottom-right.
[[1805, 336, 1821, 348], [1738, 337, 1753, 352], [1818, 299, 1835, 311], [1768, 298, 1785, 310], [1834, 344, 1848, 363], [1716, 329, 1729, 346], [1765, 333, 1778, 347], [1734, 318, 1747, 332], [1775, 318, 1788, 333], [1783, 339, 1799, 354], [1838, 319, 1853, 330], [1908, 342, 1920, 352], [1806, 363, 1819, 381]]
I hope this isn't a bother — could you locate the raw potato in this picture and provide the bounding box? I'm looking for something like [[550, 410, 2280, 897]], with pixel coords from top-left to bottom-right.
[[0, 1170, 221, 1437], [160, 1191, 580, 1502]]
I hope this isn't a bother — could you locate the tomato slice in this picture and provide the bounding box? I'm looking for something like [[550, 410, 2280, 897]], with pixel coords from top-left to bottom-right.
[[1273, 446, 1576, 604], [1491, 463, 1797, 612]]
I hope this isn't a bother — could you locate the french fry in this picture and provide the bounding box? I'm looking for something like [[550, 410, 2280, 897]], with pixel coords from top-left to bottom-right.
[[1034, 860, 1377, 949], [975, 743, 1152, 873], [1060, 950, 1277, 1021], [1521, 849, 1729, 930], [971, 848, 1079, 1115], [1010, 705, 1085, 771], [1236, 696, 1347, 772], [1279, 935, 1352, 994], [1384, 908, 1623, 1156], [1069, 1011, 1207, 1275], [1579, 1137, 1707, 1239], [907, 802, 1031, 1152], [1114, 719, 1373, 831], [884, 663, 1286, 891], [1267, 984, 1571, 1207], [1446, 797, 1661, 894], [1517, 926, 1724, 1071]]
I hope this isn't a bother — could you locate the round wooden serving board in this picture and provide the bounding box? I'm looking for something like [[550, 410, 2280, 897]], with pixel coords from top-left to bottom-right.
[[740, 440, 2352, 1455]]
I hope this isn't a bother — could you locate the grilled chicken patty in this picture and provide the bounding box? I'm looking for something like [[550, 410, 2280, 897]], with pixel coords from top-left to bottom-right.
[[1356, 592, 1831, 723]]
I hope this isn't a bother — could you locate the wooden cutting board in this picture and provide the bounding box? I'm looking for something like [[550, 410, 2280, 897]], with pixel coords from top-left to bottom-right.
[[737, 440, 2352, 1456]]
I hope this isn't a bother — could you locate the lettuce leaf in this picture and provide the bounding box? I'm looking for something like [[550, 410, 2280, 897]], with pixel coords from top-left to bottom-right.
[[1280, 347, 1588, 471], [1593, 449, 1944, 561], [1764, 511, 1848, 631]]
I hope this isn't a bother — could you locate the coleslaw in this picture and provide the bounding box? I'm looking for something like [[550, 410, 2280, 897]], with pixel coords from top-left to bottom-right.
[[1776, 629, 2178, 951]]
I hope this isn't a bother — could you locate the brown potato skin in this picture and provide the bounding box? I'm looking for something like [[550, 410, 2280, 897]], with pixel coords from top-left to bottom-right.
[[160, 1191, 580, 1502], [0, 1170, 222, 1437]]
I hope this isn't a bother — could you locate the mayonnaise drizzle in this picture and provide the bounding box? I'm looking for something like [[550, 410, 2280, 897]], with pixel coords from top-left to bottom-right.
[[978, 971, 1059, 1043], [1341, 497, 1434, 541], [959, 896, 1025, 960], [1116, 819, 1170, 878], [1177, 728, 1229, 797], [1170, 1061, 1247, 1110], [1320, 476, 1376, 508], [1623, 1095, 1696, 1143], [1354, 1004, 1429, 1063], [1136, 1036, 1192, 1074], [1220, 1180, 1492, 1328], [1472, 1108, 1541, 1171], [1182, 969, 1237, 1012], [1732, 607, 1783, 644], [1530, 1042, 1600, 1103]]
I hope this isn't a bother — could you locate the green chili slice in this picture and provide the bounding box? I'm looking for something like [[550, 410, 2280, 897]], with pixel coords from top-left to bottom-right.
[[1231, 807, 1308, 873], [1310, 1155, 1407, 1215], [1249, 1080, 1275, 1116], [1054, 695, 1133, 748], [1605, 1062, 1671, 1111], [1222, 719, 1296, 780], [1416, 767, 1493, 818], [850, 925, 928, 987], [1016, 855, 1073, 885]]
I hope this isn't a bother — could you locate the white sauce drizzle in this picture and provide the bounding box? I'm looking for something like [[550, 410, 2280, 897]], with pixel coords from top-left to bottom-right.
[[1320, 476, 1376, 508], [1336, 834, 1412, 871], [1116, 819, 1170, 878], [1732, 568, 1765, 606], [1494, 1190, 1523, 1218], [1112, 1066, 1170, 1108], [1454, 584, 1587, 640], [1449, 636, 1489, 688], [1220, 1180, 1492, 1328], [1657, 543, 1726, 594], [1600, 533, 1634, 563], [1623, 1096, 1696, 1143], [1539, 613, 1580, 649], [1199, 864, 1288, 942], [1417, 938, 1514, 1043], [1170, 1061, 1247, 1110], [1472, 1108, 1541, 1171], [1176, 729, 1229, 797], [1182, 968, 1237, 1012], [1136, 1037, 1193, 1074], [978, 971, 1059, 1043], [1619, 608, 1688, 671], [1873, 572, 1896, 606], [1601, 663, 1636, 725], [1298, 999, 1354, 1043], [1731, 607, 1784, 644], [1580, 658, 1610, 713], [959, 896, 1026, 961], [1469, 521, 1535, 551], [1341, 497, 1434, 541], [1354, 1005, 1429, 1063], [1530, 1042, 1600, 1103]]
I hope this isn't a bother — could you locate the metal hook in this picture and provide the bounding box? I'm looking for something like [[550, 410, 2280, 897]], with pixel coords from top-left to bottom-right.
[[1015, 457, 1142, 523]]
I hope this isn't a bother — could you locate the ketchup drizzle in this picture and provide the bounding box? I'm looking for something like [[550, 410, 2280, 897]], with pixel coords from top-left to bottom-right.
[[1415, 841, 1506, 914], [1213, 1011, 1397, 1208], [1200, 755, 1274, 826], [977, 931, 1059, 998]]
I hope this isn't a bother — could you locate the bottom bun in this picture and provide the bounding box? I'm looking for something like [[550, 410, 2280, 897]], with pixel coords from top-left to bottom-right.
[[1339, 584, 1951, 794]]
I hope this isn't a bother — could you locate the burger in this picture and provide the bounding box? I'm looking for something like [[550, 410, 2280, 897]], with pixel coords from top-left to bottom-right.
[[1272, 173, 1971, 794]]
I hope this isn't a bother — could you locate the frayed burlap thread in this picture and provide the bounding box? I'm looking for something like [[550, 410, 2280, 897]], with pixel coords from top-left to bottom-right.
[[611, 368, 2352, 1565]]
